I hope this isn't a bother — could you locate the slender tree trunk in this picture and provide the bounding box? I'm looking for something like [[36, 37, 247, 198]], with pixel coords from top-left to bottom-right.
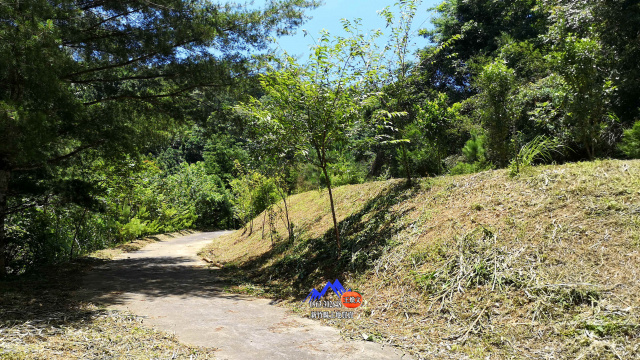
[[583, 133, 594, 160], [70, 208, 87, 260], [0, 170, 10, 277], [284, 198, 293, 241], [369, 149, 384, 177], [248, 191, 254, 235], [279, 192, 293, 241], [320, 164, 341, 252], [261, 210, 267, 240], [401, 143, 412, 186]]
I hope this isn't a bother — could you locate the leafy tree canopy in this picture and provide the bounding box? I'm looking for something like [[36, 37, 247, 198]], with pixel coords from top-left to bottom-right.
[[0, 0, 319, 274]]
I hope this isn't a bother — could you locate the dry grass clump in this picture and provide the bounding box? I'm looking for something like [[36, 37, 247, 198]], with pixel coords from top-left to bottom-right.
[[410, 227, 527, 309], [202, 159, 640, 359]]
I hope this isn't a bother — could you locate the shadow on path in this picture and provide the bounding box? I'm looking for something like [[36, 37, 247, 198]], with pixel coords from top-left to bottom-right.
[[75, 231, 409, 360], [78, 232, 236, 306]]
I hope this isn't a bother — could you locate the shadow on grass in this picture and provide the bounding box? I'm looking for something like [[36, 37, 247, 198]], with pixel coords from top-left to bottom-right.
[[0, 259, 104, 329], [217, 182, 422, 299]]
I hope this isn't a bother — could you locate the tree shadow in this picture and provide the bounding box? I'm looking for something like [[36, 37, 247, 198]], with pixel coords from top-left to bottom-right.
[[217, 182, 422, 298], [0, 260, 103, 332], [0, 181, 420, 333], [79, 256, 232, 306], [0, 232, 243, 334]]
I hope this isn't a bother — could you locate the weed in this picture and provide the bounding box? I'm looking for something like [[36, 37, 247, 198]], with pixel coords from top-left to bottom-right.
[[528, 286, 601, 322], [509, 135, 563, 177], [551, 287, 601, 308], [471, 203, 484, 211], [580, 317, 640, 338], [226, 283, 267, 297], [414, 227, 525, 308]]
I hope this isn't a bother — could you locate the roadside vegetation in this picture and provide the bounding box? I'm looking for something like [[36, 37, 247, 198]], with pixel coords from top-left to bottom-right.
[[3, 0, 640, 277]]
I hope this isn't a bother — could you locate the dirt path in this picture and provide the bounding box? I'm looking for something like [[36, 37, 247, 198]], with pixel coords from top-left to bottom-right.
[[79, 231, 410, 360]]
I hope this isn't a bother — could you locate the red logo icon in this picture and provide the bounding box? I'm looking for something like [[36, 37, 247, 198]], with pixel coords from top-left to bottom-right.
[[340, 291, 363, 308]]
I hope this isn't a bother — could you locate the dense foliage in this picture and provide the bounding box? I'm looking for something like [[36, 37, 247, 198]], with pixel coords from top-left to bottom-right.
[[0, 0, 319, 274], [2, 0, 640, 273]]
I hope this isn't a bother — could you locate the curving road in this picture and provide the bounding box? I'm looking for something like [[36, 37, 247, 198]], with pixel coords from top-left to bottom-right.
[[79, 231, 410, 360]]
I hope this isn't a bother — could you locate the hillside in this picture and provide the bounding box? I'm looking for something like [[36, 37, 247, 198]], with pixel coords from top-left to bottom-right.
[[201, 159, 640, 359]]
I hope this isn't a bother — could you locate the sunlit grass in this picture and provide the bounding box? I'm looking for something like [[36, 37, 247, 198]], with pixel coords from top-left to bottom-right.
[[201, 159, 640, 359]]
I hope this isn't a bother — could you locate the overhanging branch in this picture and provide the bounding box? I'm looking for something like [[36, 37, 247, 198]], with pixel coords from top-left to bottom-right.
[[13, 141, 105, 172], [82, 83, 228, 106]]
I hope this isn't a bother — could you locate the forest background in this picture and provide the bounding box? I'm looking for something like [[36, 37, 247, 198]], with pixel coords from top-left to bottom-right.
[[2, 0, 640, 275]]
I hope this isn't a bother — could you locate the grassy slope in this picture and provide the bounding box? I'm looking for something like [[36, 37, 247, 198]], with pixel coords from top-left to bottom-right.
[[202, 159, 640, 359]]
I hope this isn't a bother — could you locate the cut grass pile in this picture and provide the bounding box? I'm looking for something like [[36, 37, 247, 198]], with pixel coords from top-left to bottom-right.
[[201, 159, 640, 359], [1, 233, 214, 360]]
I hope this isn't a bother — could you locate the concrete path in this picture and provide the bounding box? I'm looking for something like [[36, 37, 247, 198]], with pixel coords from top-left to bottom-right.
[[80, 231, 410, 360]]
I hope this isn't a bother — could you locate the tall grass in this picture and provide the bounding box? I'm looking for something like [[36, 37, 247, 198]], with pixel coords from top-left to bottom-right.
[[509, 135, 563, 176]]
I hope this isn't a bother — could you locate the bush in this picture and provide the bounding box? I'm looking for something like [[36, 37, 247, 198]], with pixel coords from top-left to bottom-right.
[[462, 134, 487, 163], [162, 162, 233, 230], [449, 161, 492, 175], [448, 134, 492, 175], [4, 157, 235, 274], [230, 171, 279, 229], [619, 120, 640, 158], [6, 204, 118, 274], [329, 154, 368, 187], [398, 140, 443, 177]]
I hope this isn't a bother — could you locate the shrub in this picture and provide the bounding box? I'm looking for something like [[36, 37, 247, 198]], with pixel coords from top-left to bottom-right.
[[448, 134, 491, 175], [449, 161, 491, 175], [163, 162, 233, 230], [462, 134, 487, 163], [509, 135, 562, 176], [230, 171, 279, 231], [619, 120, 640, 158]]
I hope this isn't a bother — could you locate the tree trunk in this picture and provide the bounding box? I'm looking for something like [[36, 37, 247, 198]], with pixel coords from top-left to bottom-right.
[[261, 210, 267, 240], [369, 149, 384, 177], [0, 170, 10, 277], [401, 143, 412, 186], [321, 165, 341, 253], [70, 208, 87, 261], [280, 192, 293, 241], [583, 134, 594, 160]]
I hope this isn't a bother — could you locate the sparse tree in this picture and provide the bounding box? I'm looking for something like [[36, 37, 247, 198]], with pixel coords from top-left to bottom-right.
[[236, 25, 386, 253]]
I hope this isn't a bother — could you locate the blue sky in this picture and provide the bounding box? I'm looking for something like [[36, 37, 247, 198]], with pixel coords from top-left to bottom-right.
[[271, 0, 441, 61]]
